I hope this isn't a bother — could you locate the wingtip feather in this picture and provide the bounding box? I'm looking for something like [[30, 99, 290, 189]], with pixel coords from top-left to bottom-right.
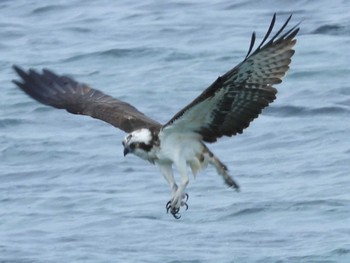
[[12, 65, 27, 79], [245, 32, 256, 60]]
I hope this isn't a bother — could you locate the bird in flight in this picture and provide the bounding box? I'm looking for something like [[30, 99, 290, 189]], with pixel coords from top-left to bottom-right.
[[13, 14, 299, 219]]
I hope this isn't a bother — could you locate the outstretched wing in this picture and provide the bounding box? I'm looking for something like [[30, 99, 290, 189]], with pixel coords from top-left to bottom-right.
[[13, 66, 161, 133], [163, 14, 299, 142]]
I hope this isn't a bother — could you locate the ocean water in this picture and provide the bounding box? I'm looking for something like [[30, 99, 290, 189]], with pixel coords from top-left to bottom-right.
[[1, 0, 350, 262]]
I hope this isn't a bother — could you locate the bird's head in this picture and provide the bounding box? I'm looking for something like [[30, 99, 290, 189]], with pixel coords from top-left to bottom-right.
[[122, 128, 155, 160]]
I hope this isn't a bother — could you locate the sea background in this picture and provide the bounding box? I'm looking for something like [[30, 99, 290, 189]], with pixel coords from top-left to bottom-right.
[[1, 1, 349, 262]]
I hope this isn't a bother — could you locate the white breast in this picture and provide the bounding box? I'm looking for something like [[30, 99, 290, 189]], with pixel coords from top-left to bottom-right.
[[157, 131, 204, 167]]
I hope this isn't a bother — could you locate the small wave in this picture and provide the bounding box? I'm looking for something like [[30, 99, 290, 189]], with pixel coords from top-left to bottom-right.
[[308, 106, 350, 115], [63, 26, 92, 33], [219, 203, 273, 219], [0, 118, 28, 128], [99, 48, 157, 57], [311, 24, 350, 36], [265, 105, 350, 117], [0, 260, 36, 263], [224, 2, 250, 10], [293, 199, 346, 208], [164, 50, 194, 61], [330, 248, 350, 255], [31, 4, 67, 15], [62, 47, 159, 63], [230, 207, 265, 216], [222, 199, 348, 219], [265, 105, 305, 116]]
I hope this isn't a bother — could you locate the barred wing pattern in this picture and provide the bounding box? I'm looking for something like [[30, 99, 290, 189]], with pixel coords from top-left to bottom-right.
[[12, 66, 161, 133], [163, 14, 299, 142]]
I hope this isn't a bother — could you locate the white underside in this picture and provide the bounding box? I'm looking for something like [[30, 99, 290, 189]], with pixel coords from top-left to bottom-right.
[[157, 131, 206, 171], [130, 128, 233, 211], [153, 131, 209, 209]]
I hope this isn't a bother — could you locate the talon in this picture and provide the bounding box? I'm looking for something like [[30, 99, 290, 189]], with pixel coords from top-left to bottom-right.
[[165, 196, 188, 219], [166, 201, 172, 213], [180, 199, 189, 210], [166, 200, 182, 219], [171, 208, 181, 219], [172, 212, 181, 219], [184, 193, 189, 202], [184, 202, 188, 211]]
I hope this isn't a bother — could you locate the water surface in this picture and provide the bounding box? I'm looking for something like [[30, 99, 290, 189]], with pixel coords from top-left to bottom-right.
[[1, 1, 350, 262]]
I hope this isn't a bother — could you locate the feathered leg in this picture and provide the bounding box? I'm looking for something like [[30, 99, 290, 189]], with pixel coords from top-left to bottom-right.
[[158, 163, 177, 196], [158, 162, 188, 219], [166, 160, 189, 219]]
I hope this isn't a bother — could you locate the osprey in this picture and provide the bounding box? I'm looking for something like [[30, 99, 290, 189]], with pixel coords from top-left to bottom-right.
[[13, 14, 299, 219]]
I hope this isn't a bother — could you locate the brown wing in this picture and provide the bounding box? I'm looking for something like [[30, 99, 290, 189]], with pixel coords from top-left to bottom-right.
[[162, 14, 299, 142], [12, 66, 161, 133]]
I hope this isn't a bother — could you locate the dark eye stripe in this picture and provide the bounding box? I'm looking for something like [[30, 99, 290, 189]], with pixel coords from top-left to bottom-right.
[[130, 143, 136, 149], [139, 142, 153, 152]]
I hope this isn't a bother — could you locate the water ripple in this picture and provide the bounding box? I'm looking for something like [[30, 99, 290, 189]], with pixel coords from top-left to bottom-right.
[[31, 4, 68, 15], [265, 105, 350, 117], [312, 24, 350, 36], [61, 47, 160, 63], [1, 1, 350, 263], [0, 118, 28, 128]]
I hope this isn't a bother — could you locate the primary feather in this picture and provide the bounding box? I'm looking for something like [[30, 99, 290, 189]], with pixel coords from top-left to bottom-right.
[[12, 66, 161, 133], [163, 13, 299, 142]]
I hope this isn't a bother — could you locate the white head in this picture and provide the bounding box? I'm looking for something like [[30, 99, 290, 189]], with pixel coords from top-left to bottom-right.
[[122, 128, 155, 160]]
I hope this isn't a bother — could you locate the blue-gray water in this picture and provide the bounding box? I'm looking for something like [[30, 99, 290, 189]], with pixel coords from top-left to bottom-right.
[[1, 1, 350, 262]]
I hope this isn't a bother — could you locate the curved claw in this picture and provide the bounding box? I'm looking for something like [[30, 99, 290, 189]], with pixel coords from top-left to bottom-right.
[[166, 195, 189, 219], [184, 193, 189, 202], [171, 211, 181, 219], [166, 201, 172, 213], [183, 202, 188, 211], [166, 201, 182, 219], [168, 206, 180, 219]]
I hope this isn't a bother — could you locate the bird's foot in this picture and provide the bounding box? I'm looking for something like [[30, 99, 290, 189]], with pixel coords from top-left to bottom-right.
[[166, 193, 189, 219]]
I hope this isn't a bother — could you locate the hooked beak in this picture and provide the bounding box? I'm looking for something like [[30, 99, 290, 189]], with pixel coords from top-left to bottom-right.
[[123, 146, 130, 157]]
